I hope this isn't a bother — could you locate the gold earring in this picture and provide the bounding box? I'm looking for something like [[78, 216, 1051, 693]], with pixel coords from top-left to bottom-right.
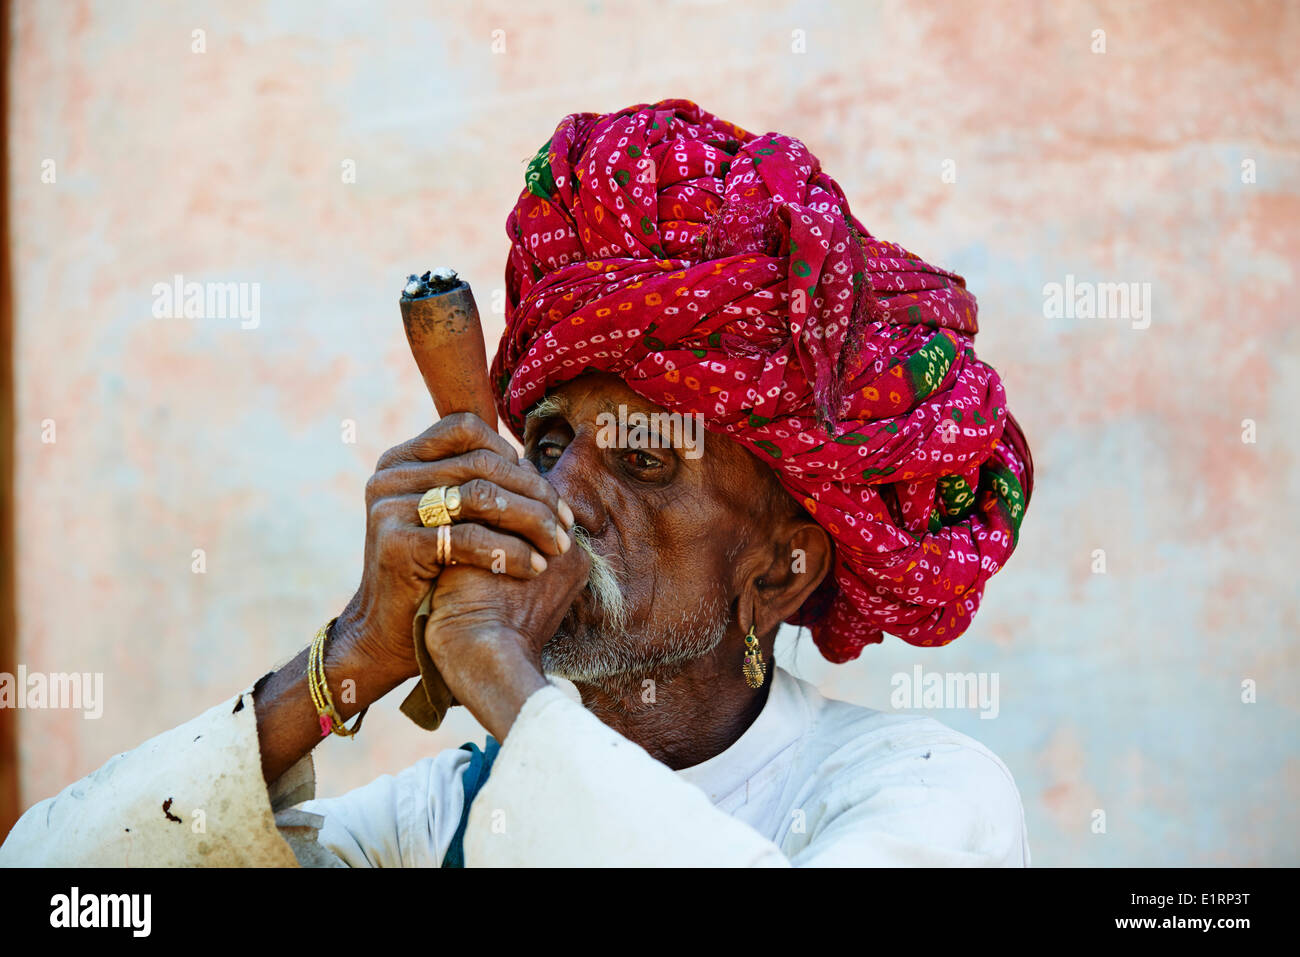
[[742, 625, 767, 689]]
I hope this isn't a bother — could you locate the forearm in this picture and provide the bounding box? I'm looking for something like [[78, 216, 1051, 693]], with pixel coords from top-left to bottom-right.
[[253, 620, 413, 785], [430, 632, 548, 745]]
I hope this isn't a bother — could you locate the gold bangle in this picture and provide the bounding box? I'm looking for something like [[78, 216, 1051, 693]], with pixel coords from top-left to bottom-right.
[[308, 618, 367, 738]]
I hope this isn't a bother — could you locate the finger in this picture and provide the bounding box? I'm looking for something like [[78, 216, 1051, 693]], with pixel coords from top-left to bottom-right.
[[527, 544, 595, 644], [383, 487, 567, 556], [395, 523, 547, 580], [377, 413, 518, 470], [367, 450, 563, 517], [452, 481, 570, 555], [545, 539, 594, 599]]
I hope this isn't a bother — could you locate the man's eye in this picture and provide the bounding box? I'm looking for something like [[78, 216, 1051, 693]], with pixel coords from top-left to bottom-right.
[[536, 441, 564, 470], [624, 450, 661, 471]]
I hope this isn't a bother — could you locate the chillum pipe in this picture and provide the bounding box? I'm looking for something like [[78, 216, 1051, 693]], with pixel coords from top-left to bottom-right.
[[397, 268, 497, 730], [399, 268, 499, 429]]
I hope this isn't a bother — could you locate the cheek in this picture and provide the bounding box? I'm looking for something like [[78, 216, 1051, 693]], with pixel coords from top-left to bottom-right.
[[619, 508, 736, 620]]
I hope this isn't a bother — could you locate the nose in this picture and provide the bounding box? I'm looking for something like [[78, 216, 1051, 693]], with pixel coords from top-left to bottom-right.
[[543, 430, 607, 536]]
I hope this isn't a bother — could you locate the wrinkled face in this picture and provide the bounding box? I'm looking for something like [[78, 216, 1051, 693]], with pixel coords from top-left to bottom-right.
[[521, 373, 789, 682]]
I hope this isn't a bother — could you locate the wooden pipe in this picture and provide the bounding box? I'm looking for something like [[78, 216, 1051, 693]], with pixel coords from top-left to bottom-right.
[[397, 268, 496, 731], [399, 268, 498, 429]]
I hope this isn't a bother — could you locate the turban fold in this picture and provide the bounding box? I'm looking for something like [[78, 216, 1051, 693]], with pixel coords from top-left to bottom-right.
[[491, 98, 1033, 662]]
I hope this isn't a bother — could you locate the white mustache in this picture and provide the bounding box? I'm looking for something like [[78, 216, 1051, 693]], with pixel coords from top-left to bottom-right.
[[569, 525, 628, 634], [542, 528, 729, 684]]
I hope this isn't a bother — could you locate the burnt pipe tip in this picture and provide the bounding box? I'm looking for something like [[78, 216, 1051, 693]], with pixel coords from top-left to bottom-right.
[[402, 267, 465, 301]]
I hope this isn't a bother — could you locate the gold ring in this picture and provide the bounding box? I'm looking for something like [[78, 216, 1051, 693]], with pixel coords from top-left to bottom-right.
[[437, 524, 453, 565], [444, 484, 462, 520], [418, 485, 462, 527]]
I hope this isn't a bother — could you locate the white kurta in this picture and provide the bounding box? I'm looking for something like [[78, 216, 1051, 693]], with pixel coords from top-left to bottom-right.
[[0, 666, 1028, 867]]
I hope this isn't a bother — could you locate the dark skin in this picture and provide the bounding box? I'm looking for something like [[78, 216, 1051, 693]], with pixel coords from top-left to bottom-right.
[[254, 373, 833, 780]]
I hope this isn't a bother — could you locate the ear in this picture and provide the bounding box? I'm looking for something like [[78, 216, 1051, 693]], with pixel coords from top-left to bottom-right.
[[737, 520, 833, 639]]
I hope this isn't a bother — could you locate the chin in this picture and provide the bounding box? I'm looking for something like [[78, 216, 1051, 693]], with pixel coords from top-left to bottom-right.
[[540, 619, 635, 683]]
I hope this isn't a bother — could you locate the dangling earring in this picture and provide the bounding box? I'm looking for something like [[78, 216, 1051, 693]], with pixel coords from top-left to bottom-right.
[[742, 625, 767, 689]]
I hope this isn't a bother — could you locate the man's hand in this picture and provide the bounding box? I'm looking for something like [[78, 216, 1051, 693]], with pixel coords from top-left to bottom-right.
[[424, 541, 592, 741], [333, 412, 575, 686], [253, 412, 573, 784]]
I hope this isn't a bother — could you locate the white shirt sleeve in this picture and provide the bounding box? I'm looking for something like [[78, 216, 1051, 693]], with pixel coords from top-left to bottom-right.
[[464, 686, 1027, 867], [0, 685, 301, 867], [291, 748, 472, 868], [464, 686, 782, 866], [0, 669, 491, 869], [0, 681, 473, 869]]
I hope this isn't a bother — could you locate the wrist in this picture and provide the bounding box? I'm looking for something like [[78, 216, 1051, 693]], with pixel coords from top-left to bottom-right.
[[336, 600, 419, 675], [322, 618, 409, 718]]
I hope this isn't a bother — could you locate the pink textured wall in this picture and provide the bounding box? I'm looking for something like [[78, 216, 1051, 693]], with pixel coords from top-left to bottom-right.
[[7, 0, 1298, 864]]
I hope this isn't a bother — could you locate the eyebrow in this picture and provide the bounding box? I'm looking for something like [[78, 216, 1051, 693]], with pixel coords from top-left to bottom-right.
[[526, 394, 569, 421], [524, 393, 680, 454], [603, 398, 679, 452]]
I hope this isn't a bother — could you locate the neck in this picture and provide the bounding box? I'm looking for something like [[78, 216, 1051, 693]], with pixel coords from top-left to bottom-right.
[[569, 641, 773, 770]]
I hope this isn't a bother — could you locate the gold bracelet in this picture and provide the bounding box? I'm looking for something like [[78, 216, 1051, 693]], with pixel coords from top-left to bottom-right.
[[308, 618, 367, 738]]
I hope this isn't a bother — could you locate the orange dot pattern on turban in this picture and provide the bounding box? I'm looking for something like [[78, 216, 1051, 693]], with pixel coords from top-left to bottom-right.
[[492, 99, 1033, 662]]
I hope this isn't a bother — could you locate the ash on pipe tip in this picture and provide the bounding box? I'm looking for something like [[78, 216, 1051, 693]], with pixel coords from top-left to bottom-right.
[[402, 267, 461, 300]]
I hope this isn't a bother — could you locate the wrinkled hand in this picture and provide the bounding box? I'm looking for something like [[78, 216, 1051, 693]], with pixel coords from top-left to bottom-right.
[[334, 413, 573, 685], [424, 538, 592, 739]]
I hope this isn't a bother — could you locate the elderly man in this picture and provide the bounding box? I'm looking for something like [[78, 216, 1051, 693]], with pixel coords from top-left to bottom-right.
[[0, 99, 1033, 867]]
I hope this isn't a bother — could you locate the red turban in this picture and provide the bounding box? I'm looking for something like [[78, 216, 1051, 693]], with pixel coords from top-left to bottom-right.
[[491, 98, 1033, 662]]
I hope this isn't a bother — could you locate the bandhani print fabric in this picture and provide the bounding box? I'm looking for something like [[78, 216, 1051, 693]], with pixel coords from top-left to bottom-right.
[[491, 98, 1034, 663]]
